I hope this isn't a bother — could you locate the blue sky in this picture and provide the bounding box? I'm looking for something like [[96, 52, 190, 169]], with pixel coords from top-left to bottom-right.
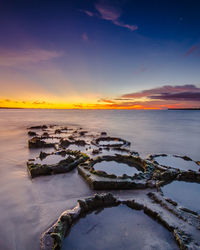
[[0, 0, 200, 108]]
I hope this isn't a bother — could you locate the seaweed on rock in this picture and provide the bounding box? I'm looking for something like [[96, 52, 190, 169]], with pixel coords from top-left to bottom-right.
[[27, 150, 89, 178], [40, 194, 200, 250], [78, 155, 156, 190]]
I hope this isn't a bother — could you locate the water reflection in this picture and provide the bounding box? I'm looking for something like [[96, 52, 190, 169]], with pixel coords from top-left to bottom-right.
[[63, 204, 178, 250], [154, 155, 199, 171], [162, 181, 200, 213]]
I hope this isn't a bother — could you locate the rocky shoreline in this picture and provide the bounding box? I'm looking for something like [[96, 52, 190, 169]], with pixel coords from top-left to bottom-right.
[[26, 124, 200, 250]]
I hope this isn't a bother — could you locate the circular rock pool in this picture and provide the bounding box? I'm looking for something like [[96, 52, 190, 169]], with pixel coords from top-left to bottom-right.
[[154, 155, 199, 171], [63, 204, 178, 250]]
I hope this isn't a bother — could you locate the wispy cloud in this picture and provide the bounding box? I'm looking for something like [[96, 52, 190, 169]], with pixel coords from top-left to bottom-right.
[[97, 84, 200, 109], [32, 101, 52, 105], [95, 3, 121, 21], [98, 98, 115, 103], [0, 48, 62, 67], [0, 98, 54, 108], [81, 10, 94, 17], [150, 92, 200, 101], [82, 32, 89, 41], [185, 45, 200, 57], [82, 2, 138, 31], [122, 85, 200, 99], [133, 64, 148, 75]]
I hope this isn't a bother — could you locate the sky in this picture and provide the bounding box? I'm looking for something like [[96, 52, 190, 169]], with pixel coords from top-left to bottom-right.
[[0, 0, 200, 109]]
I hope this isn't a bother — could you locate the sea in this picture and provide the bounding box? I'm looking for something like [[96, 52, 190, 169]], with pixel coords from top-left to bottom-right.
[[0, 109, 199, 250]]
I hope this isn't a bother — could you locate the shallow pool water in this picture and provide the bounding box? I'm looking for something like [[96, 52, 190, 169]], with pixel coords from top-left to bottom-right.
[[42, 138, 61, 144], [162, 181, 200, 213], [93, 160, 141, 176], [154, 155, 199, 171], [63, 204, 178, 250], [98, 140, 124, 146], [34, 154, 67, 165]]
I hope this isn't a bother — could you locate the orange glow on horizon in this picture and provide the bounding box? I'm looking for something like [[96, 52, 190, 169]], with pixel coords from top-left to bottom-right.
[[0, 99, 175, 110], [1, 97, 198, 110]]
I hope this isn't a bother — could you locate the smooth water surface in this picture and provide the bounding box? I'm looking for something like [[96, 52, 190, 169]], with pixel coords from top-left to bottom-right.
[[34, 154, 67, 165], [94, 161, 141, 176], [63, 204, 178, 250], [98, 140, 124, 146], [0, 109, 200, 250], [162, 181, 200, 213], [154, 155, 199, 171]]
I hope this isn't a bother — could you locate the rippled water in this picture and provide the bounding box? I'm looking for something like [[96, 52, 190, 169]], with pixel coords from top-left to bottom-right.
[[63, 204, 179, 250], [0, 109, 199, 250]]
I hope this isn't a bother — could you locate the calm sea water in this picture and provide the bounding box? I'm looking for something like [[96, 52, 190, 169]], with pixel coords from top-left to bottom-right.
[[0, 109, 199, 250]]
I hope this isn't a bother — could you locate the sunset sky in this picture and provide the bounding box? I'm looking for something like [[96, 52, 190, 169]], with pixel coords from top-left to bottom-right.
[[0, 0, 200, 109]]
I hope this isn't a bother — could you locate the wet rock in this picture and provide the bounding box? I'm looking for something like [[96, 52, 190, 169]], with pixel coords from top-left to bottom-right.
[[175, 155, 193, 161], [42, 193, 199, 250], [28, 137, 55, 148], [25, 124, 200, 250], [28, 125, 47, 129], [125, 200, 144, 210], [147, 180, 156, 188], [79, 131, 87, 136], [42, 132, 49, 137], [161, 170, 178, 181], [92, 149, 100, 155], [68, 136, 75, 140], [165, 198, 178, 206], [39, 151, 49, 160], [92, 136, 131, 148], [27, 151, 89, 178], [74, 140, 86, 146], [40, 194, 119, 250], [179, 207, 198, 216], [60, 139, 71, 148], [78, 155, 155, 190], [60, 138, 87, 148], [55, 129, 62, 134], [173, 229, 199, 250], [28, 131, 37, 136]]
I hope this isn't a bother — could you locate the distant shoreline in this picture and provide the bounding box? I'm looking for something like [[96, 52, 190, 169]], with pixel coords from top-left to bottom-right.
[[0, 107, 24, 109], [0, 107, 200, 111], [168, 108, 200, 110]]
